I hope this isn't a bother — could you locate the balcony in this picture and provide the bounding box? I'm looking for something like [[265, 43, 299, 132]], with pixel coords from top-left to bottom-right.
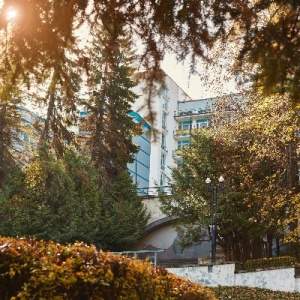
[[172, 149, 182, 159], [173, 129, 191, 137], [174, 108, 214, 120], [137, 186, 172, 197], [173, 126, 209, 138]]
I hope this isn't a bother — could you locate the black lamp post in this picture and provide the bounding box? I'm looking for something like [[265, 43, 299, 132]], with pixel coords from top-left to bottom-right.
[[205, 175, 224, 264]]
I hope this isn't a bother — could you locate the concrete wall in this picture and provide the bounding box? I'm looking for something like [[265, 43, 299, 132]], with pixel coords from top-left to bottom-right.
[[235, 268, 296, 292], [138, 197, 211, 260], [136, 224, 178, 250], [167, 263, 300, 293], [142, 198, 167, 225]]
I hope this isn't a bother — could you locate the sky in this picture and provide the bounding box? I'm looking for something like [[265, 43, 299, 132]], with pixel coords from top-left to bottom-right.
[[161, 53, 238, 100]]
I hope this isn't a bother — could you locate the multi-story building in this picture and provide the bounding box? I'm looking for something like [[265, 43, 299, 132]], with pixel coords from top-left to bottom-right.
[[132, 73, 192, 191], [131, 74, 238, 260], [127, 111, 151, 192], [172, 98, 216, 164], [131, 74, 221, 260], [131, 72, 224, 193], [131, 75, 242, 190]]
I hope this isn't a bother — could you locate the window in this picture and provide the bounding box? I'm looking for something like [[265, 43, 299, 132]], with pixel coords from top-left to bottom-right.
[[178, 140, 190, 150], [160, 173, 166, 186], [162, 112, 167, 130], [161, 133, 166, 150], [178, 121, 191, 131], [162, 98, 168, 111], [196, 119, 210, 128], [161, 153, 166, 170], [162, 86, 168, 97]]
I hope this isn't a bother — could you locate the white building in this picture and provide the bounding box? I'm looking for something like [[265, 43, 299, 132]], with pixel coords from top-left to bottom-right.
[[131, 72, 225, 193], [132, 73, 192, 191], [127, 111, 152, 191], [132, 74, 241, 260]]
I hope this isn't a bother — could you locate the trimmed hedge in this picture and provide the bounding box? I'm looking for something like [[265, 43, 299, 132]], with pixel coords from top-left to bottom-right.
[[244, 256, 296, 271], [0, 236, 215, 300], [211, 286, 300, 299]]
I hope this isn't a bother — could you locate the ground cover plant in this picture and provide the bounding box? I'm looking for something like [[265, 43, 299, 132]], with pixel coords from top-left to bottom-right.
[[244, 256, 296, 271], [210, 286, 300, 299], [0, 236, 215, 299]]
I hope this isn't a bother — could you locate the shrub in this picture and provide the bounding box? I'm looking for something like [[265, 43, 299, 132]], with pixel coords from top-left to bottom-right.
[[211, 286, 300, 300], [0, 236, 215, 299], [244, 256, 296, 271]]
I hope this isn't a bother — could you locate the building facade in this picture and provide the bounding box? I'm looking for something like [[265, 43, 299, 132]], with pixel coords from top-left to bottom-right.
[[131, 74, 221, 260], [132, 74, 193, 191], [127, 111, 151, 192], [131, 73, 223, 193]]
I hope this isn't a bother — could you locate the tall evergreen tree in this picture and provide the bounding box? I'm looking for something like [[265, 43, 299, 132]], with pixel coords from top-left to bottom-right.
[[96, 171, 149, 251], [75, 22, 149, 249], [79, 24, 139, 184], [0, 148, 149, 250], [0, 17, 32, 185]]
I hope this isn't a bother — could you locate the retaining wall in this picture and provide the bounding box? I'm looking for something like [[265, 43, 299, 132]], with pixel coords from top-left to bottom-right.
[[167, 263, 300, 292]]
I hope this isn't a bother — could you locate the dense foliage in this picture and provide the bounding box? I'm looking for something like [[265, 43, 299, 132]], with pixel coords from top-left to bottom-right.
[[0, 0, 150, 250], [0, 236, 215, 300], [79, 23, 140, 184], [211, 286, 300, 300], [0, 0, 298, 120], [244, 256, 296, 271], [160, 93, 300, 262], [0, 148, 149, 251]]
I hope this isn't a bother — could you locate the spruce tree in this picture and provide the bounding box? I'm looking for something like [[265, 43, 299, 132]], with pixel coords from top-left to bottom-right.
[[77, 22, 149, 251], [0, 21, 31, 185], [97, 171, 149, 251], [80, 25, 139, 184]]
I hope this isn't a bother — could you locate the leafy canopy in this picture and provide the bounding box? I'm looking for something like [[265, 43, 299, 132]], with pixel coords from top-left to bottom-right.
[[0, 148, 149, 251], [161, 92, 300, 261], [0, 0, 298, 111]]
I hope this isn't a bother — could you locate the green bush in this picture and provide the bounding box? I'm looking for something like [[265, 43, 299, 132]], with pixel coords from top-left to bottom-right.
[[211, 286, 300, 299], [244, 256, 296, 271], [0, 236, 215, 300]]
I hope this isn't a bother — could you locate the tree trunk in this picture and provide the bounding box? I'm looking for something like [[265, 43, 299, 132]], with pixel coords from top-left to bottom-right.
[[41, 92, 55, 142]]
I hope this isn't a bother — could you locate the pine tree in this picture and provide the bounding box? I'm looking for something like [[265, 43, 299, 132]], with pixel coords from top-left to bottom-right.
[[0, 20, 32, 185], [96, 171, 149, 251], [79, 25, 139, 184]]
